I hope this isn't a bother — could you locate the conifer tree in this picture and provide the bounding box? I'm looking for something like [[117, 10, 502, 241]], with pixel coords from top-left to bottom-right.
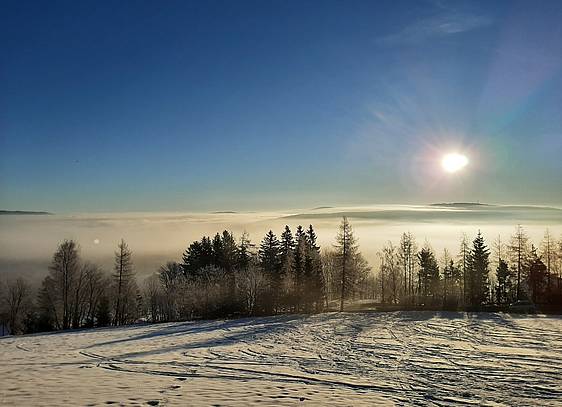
[[495, 259, 510, 304], [334, 217, 358, 311], [417, 246, 439, 304], [182, 240, 206, 279], [293, 226, 307, 312], [280, 226, 295, 258], [458, 234, 471, 306], [259, 231, 281, 312], [468, 232, 490, 307], [212, 233, 224, 268], [237, 231, 253, 272], [306, 225, 324, 312], [279, 226, 295, 308]]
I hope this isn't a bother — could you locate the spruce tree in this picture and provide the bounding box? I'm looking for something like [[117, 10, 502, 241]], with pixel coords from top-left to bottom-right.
[[259, 231, 281, 313], [417, 247, 439, 304], [306, 225, 324, 312], [212, 233, 223, 268], [237, 231, 253, 271], [279, 226, 295, 309], [469, 231, 490, 307], [293, 226, 307, 312], [496, 259, 510, 304]]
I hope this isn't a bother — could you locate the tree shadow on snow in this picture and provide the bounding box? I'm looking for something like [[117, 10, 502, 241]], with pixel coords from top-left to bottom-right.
[[84, 314, 305, 354]]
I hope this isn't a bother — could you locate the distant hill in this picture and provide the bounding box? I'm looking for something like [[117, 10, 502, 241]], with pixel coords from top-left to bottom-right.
[[429, 202, 492, 207], [0, 210, 52, 215]]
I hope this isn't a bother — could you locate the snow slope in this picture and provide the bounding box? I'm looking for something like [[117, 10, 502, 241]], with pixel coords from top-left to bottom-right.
[[1, 312, 561, 406]]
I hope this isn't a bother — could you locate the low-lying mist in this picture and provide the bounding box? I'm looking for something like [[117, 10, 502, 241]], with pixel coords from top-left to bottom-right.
[[1, 204, 561, 283]]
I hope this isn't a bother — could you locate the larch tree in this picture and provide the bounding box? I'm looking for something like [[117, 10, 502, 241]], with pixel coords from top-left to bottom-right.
[[540, 229, 554, 294], [382, 242, 399, 304], [113, 239, 135, 326], [458, 234, 471, 306], [398, 232, 416, 302], [509, 225, 529, 300], [440, 249, 451, 304], [334, 217, 358, 312]]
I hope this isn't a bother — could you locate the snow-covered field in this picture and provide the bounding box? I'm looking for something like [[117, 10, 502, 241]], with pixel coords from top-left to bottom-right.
[[1, 312, 561, 406]]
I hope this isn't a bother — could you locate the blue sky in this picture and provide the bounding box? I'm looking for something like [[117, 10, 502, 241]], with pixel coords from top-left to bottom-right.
[[1, 0, 561, 212]]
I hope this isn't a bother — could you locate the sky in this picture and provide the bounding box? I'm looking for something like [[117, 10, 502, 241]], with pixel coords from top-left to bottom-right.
[[1, 0, 561, 213]]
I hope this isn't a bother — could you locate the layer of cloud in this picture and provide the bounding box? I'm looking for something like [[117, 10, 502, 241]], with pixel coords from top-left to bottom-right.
[[1, 204, 560, 283]]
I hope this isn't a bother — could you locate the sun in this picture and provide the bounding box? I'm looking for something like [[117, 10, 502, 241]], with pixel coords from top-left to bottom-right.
[[441, 153, 468, 173]]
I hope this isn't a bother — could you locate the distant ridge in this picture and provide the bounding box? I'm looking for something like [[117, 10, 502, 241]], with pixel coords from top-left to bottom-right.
[[311, 206, 333, 210], [0, 210, 52, 215], [212, 211, 237, 214], [429, 202, 492, 207]]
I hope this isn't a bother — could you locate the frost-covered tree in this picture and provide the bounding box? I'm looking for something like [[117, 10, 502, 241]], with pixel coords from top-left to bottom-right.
[[237, 259, 266, 316], [158, 261, 184, 321]]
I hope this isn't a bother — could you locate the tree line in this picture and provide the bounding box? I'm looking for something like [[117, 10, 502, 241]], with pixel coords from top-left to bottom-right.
[[1, 219, 561, 335], [375, 226, 562, 310]]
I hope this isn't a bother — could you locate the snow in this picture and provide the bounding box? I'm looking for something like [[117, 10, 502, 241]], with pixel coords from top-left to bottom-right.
[[1, 311, 561, 406]]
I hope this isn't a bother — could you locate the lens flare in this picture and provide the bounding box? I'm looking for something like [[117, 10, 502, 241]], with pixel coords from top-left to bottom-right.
[[441, 153, 468, 173]]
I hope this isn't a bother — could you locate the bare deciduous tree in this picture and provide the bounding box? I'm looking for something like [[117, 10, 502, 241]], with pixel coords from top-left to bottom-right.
[[1, 277, 32, 335]]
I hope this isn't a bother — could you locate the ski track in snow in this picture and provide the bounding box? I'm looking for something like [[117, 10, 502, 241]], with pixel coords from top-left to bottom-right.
[[1, 311, 561, 406]]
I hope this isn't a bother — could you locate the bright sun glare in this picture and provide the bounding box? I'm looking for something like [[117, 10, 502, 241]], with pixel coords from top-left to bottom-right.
[[441, 153, 468, 173]]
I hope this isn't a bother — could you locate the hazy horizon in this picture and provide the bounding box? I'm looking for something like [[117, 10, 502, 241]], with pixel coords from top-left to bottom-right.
[[2, 203, 560, 284]]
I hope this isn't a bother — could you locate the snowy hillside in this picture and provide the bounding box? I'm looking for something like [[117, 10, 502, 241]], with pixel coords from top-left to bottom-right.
[[1, 311, 561, 406]]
